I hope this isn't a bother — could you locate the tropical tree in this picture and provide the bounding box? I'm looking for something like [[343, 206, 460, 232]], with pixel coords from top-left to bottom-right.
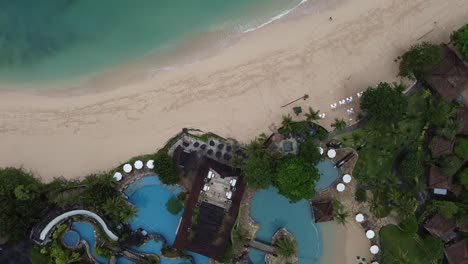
[[452, 24, 468, 60], [82, 173, 118, 209], [0, 168, 46, 242], [305, 107, 320, 123], [399, 42, 443, 80], [331, 118, 347, 131], [360, 82, 407, 124], [391, 249, 410, 264], [275, 155, 320, 203], [153, 151, 179, 185], [298, 137, 322, 165], [399, 150, 424, 185], [103, 197, 138, 223], [242, 137, 278, 189], [281, 114, 294, 135], [275, 236, 297, 261]]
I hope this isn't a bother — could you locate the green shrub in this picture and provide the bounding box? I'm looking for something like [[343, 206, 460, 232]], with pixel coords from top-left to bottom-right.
[[455, 138, 468, 160], [452, 24, 468, 60], [166, 197, 183, 215], [459, 169, 468, 189], [399, 150, 424, 185], [355, 188, 367, 203], [177, 192, 187, 202], [154, 151, 179, 185], [433, 200, 459, 219], [399, 215, 418, 234]]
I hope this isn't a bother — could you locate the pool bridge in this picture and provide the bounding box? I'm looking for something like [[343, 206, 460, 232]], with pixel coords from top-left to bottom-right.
[[248, 239, 276, 255]]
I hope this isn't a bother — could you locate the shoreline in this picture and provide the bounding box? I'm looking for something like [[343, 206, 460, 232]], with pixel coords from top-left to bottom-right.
[[0, 0, 467, 179]]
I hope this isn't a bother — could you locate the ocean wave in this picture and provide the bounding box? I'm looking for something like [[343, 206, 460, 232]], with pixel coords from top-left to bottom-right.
[[242, 0, 309, 33]]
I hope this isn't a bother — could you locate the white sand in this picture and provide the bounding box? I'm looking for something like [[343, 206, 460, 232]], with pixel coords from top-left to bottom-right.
[[0, 0, 467, 181], [319, 221, 371, 264]]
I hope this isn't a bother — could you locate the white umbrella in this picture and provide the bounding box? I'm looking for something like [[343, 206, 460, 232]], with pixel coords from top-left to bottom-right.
[[366, 230, 375, 239], [371, 262, 379, 264], [327, 149, 336, 158], [319, 147, 324, 155], [226, 191, 232, 199], [370, 245, 380, 254], [134, 160, 143, 170], [343, 174, 352, 183], [355, 213, 365, 223], [203, 185, 209, 192], [336, 183, 345, 192], [230, 179, 237, 187], [146, 160, 154, 169], [113, 172, 122, 182], [123, 164, 132, 173]]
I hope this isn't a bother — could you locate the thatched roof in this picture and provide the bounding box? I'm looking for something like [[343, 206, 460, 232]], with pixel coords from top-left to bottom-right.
[[431, 137, 455, 158], [457, 107, 468, 135], [311, 199, 334, 223], [428, 166, 452, 189], [423, 214, 456, 242], [445, 240, 468, 264], [426, 45, 468, 101]]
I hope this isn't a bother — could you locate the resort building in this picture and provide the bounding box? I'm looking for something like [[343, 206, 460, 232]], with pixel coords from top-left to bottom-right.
[[426, 45, 468, 102], [445, 240, 468, 264], [173, 156, 245, 261], [430, 137, 455, 158], [423, 214, 457, 242], [428, 166, 462, 196]]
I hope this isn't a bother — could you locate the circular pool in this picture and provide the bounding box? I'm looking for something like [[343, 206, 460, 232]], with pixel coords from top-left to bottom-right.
[[315, 160, 339, 191], [62, 230, 80, 248]]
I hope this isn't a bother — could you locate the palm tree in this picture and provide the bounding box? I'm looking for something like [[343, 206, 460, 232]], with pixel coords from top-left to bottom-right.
[[305, 107, 320, 123], [332, 200, 349, 226], [103, 197, 138, 223], [331, 118, 347, 131], [281, 114, 294, 135], [275, 237, 297, 261]]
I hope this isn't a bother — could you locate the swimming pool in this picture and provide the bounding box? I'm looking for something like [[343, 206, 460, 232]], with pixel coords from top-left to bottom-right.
[[248, 187, 323, 264], [72, 222, 108, 264], [62, 230, 80, 248], [315, 160, 339, 191], [124, 176, 209, 264]]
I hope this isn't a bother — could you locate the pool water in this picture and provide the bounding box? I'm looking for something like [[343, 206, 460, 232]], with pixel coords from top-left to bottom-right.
[[72, 222, 108, 264], [315, 160, 339, 191], [249, 187, 323, 264], [124, 176, 209, 264], [62, 230, 80, 248]]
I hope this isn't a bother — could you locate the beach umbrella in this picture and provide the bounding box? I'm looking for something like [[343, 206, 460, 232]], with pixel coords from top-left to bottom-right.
[[319, 147, 324, 155], [371, 262, 379, 264], [123, 164, 132, 173], [370, 245, 380, 254], [226, 191, 232, 199], [113, 172, 122, 182], [336, 183, 345, 192], [134, 160, 143, 170], [327, 149, 336, 158], [146, 160, 154, 169], [343, 174, 352, 183], [355, 213, 365, 223], [366, 230, 375, 239], [230, 179, 237, 187]]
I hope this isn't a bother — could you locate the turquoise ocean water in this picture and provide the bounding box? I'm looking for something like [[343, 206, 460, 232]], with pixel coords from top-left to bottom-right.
[[0, 0, 304, 86]]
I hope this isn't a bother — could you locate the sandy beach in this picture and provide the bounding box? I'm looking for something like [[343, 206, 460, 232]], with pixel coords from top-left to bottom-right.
[[0, 0, 467, 181], [319, 221, 371, 264]]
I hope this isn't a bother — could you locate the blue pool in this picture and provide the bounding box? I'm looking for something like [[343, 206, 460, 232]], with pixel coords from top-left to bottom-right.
[[62, 230, 80, 248], [249, 187, 323, 264], [72, 222, 108, 264], [315, 160, 339, 191], [124, 176, 209, 264]]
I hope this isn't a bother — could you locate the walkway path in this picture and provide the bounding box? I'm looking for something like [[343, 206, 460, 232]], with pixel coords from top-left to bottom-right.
[[39, 210, 118, 242], [248, 240, 275, 255]]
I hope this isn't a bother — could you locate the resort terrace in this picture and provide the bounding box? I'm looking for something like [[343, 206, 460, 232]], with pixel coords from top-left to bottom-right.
[[173, 157, 245, 261]]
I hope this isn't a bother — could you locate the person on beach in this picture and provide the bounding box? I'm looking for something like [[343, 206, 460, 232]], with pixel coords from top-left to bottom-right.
[[329, 17, 333, 21]]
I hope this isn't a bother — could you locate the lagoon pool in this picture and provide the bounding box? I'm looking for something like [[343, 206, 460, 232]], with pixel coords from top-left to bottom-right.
[[315, 160, 339, 191], [249, 187, 322, 264], [124, 176, 209, 264], [72, 222, 107, 264]]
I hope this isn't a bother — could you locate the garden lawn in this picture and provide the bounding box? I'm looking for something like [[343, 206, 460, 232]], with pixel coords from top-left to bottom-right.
[[380, 225, 442, 264]]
